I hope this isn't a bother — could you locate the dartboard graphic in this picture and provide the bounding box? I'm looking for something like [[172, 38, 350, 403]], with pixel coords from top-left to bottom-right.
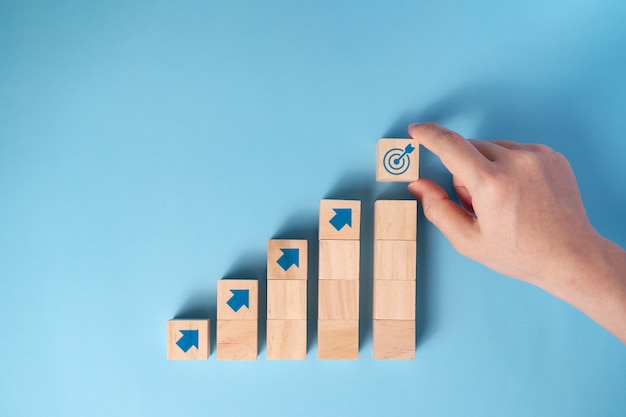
[[383, 144, 414, 175]]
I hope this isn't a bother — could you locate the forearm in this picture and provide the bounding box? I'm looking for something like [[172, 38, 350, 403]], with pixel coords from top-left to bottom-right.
[[540, 234, 626, 343]]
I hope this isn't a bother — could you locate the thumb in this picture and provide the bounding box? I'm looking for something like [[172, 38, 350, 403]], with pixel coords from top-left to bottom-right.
[[408, 179, 478, 256]]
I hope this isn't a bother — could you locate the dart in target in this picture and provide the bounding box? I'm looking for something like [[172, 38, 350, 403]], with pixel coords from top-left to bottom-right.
[[383, 143, 415, 176], [376, 139, 419, 182]]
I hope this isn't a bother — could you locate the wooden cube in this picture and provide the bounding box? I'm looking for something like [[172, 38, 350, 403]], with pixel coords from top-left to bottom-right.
[[373, 240, 416, 280], [217, 279, 258, 320], [374, 200, 417, 241], [319, 199, 361, 240], [376, 138, 419, 182], [216, 320, 258, 360], [317, 320, 359, 360], [267, 239, 308, 280], [373, 280, 415, 320], [166, 319, 210, 360], [372, 319, 415, 360], [318, 239, 360, 280], [318, 280, 359, 320], [266, 319, 307, 360], [267, 280, 307, 320]]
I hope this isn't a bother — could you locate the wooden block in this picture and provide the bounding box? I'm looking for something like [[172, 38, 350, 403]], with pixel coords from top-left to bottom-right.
[[374, 240, 416, 280], [317, 320, 359, 360], [376, 138, 419, 182], [267, 279, 307, 320], [267, 239, 308, 280], [374, 200, 417, 241], [319, 199, 361, 240], [318, 239, 360, 280], [373, 280, 415, 320], [318, 280, 359, 320], [372, 319, 415, 360], [266, 319, 307, 360], [217, 279, 258, 320], [166, 319, 210, 360], [216, 320, 258, 360]]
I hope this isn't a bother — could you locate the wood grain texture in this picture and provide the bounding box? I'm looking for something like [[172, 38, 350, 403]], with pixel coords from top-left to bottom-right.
[[374, 200, 417, 241], [376, 138, 419, 182], [216, 320, 258, 360], [372, 319, 415, 360], [319, 199, 361, 240], [373, 240, 416, 280], [318, 279, 359, 320], [267, 279, 307, 320], [266, 319, 307, 360], [372, 280, 416, 320], [267, 239, 308, 280], [166, 319, 210, 360], [318, 239, 360, 280], [217, 279, 258, 320], [317, 320, 359, 360]]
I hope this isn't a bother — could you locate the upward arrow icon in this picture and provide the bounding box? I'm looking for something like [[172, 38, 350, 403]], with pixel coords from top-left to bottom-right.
[[277, 248, 299, 271], [227, 289, 250, 312], [329, 208, 352, 231]]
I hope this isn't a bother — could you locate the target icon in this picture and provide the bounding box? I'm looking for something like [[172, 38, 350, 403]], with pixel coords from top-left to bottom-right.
[[383, 143, 416, 176]]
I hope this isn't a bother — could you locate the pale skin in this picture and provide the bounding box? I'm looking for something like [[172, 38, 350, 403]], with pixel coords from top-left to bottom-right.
[[407, 122, 626, 344]]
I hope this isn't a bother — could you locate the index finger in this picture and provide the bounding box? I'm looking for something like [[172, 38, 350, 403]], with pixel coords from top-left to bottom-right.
[[408, 122, 490, 182]]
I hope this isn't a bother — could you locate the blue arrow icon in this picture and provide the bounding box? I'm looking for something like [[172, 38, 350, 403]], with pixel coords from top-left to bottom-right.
[[227, 289, 250, 312], [176, 330, 199, 352], [277, 248, 299, 271], [329, 208, 352, 231]]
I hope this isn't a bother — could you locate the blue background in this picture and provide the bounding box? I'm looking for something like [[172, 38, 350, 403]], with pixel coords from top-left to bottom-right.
[[1, 1, 626, 416]]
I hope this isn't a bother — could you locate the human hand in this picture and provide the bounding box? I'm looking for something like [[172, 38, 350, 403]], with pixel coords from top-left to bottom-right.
[[407, 122, 626, 342], [406, 122, 599, 288]]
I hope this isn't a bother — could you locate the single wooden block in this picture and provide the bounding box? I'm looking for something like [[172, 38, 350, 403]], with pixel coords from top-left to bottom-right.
[[373, 280, 416, 320], [319, 199, 361, 240], [318, 280, 359, 320], [376, 138, 419, 182], [267, 239, 308, 280], [216, 320, 258, 360], [374, 200, 417, 241], [373, 240, 416, 280], [372, 319, 415, 360], [166, 319, 210, 360], [318, 239, 360, 280], [267, 279, 307, 320], [266, 319, 307, 360], [217, 279, 258, 320], [317, 320, 359, 360]]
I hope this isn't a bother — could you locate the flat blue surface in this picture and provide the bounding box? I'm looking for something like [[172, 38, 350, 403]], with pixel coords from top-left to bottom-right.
[[1, 1, 626, 416]]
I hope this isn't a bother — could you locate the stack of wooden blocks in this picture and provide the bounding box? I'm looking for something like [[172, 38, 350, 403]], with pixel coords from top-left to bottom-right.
[[373, 137, 419, 360], [317, 199, 361, 360], [216, 279, 258, 360], [372, 200, 417, 359], [167, 137, 419, 361], [266, 239, 308, 360]]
